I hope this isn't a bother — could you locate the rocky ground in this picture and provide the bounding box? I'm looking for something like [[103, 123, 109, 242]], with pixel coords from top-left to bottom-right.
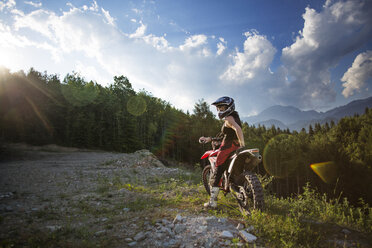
[[0, 144, 259, 247], [1, 143, 370, 248]]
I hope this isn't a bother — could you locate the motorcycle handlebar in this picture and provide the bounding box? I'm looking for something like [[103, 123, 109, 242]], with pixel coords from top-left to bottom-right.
[[199, 136, 223, 144]]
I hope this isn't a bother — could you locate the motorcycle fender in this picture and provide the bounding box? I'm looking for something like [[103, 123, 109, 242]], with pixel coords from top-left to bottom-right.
[[228, 149, 261, 174], [200, 149, 219, 159], [201, 150, 213, 159], [227, 157, 236, 174]]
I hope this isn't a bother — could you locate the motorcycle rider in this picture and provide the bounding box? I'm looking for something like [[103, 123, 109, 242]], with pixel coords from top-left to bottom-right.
[[199, 96, 245, 208]]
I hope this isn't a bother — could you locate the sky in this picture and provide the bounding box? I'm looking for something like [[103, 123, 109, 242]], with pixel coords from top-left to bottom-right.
[[0, 0, 371, 117]]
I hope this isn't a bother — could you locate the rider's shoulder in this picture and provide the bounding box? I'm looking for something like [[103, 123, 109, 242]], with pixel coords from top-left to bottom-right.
[[223, 115, 236, 127], [224, 115, 235, 122]]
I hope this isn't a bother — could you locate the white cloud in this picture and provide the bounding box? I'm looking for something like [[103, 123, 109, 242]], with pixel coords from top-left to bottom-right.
[[101, 7, 115, 26], [24, 1, 42, 8], [1, 0, 372, 116], [179, 34, 208, 50], [276, 0, 372, 108], [143, 34, 170, 52], [89, 0, 98, 12], [132, 8, 142, 14], [129, 21, 147, 38], [14, 9, 57, 41], [216, 37, 226, 56], [341, 50, 372, 97], [0, 0, 15, 11], [220, 31, 276, 83], [0, 1, 223, 113], [75, 60, 109, 84]]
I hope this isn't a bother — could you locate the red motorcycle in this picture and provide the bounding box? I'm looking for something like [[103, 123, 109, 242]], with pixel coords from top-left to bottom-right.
[[200, 139, 264, 214]]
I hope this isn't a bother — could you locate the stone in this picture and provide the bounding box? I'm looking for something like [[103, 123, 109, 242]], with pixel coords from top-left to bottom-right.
[[239, 230, 257, 243], [129, 223, 137, 228], [236, 223, 245, 230], [218, 218, 227, 224], [46, 225, 62, 232], [128, 241, 137, 247], [173, 214, 183, 224], [134, 231, 146, 241], [196, 225, 207, 234], [161, 227, 174, 237], [5, 206, 13, 212], [95, 230, 106, 236], [155, 232, 166, 240], [168, 239, 179, 246], [341, 228, 351, 235], [162, 218, 170, 225], [220, 230, 234, 239], [205, 237, 216, 248], [174, 224, 186, 234], [125, 238, 133, 242], [246, 225, 254, 232]]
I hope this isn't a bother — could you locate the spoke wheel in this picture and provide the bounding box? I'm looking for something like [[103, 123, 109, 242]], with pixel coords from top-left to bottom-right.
[[236, 172, 264, 215], [202, 164, 211, 195]]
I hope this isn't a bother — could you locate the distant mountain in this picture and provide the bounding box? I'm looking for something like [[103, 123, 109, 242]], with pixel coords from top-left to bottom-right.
[[323, 97, 372, 119], [256, 119, 288, 130], [242, 96, 372, 131], [244, 105, 321, 125]]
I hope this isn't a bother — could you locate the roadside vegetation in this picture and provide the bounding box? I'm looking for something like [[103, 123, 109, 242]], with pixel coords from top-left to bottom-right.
[[96, 163, 372, 247]]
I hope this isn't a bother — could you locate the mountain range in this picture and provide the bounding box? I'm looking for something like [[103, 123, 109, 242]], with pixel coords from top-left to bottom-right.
[[241, 97, 372, 131]]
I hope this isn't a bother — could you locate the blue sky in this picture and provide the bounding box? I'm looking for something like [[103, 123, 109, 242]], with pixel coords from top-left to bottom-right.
[[0, 0, 371, 117]]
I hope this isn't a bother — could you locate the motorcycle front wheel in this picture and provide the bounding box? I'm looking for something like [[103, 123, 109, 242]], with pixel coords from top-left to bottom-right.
[[202, 164, 211, 195], [236, 172, 264, 215]]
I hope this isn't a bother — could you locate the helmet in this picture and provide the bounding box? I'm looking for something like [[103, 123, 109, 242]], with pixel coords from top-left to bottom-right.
[[211, 96, 235, 119]]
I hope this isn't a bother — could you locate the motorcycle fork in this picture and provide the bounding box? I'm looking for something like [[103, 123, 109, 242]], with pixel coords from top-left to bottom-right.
[[222, 171, 230, 196]]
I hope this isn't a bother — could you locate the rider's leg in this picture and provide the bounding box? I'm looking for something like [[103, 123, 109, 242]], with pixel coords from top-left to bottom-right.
[[204, 140, 238, 208], [204, 162, 228, 208], [204, 187, 219, 208]]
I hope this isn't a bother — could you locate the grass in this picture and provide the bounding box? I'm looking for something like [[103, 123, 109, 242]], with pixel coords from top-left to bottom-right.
[[2, 162, 371, 248], [110, 166, 372, 247], [242, 183, 372, 247]]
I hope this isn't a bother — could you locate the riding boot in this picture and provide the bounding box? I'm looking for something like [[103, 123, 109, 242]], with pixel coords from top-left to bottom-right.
[[204, 187, 220, 208]]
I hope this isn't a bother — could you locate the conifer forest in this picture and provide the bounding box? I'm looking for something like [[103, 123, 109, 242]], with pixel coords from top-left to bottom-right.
[[1, 67, 371, 206]]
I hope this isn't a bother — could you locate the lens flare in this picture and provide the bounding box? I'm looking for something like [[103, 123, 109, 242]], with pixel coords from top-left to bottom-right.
[[151, 113, 184, 157], [127, 95, 147, 116], [25, 96, 53, 134], [310, 161, 338, 184], [61, 83, 98, 106]]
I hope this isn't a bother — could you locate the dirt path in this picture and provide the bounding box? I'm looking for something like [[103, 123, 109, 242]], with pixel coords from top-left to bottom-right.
[[0, 144, 252, 247]]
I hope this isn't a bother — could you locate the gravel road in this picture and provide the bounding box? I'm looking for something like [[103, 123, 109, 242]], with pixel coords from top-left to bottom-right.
[[0, 144, 254, 247]]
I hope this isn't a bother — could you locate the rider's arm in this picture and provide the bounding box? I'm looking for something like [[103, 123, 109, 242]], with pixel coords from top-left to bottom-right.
[[225, 116, 245, 147]]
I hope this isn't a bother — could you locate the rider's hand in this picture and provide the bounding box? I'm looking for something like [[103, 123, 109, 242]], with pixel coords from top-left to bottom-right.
[[199, 137, 210, 144]]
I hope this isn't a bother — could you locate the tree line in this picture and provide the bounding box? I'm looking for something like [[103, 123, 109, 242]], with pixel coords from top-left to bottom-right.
[[1, 67, 371, 205]]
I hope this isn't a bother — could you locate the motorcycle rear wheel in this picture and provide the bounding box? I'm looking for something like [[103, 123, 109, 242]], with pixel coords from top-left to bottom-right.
[[202, 164, 211, 195], [236, 172, 264, 215]]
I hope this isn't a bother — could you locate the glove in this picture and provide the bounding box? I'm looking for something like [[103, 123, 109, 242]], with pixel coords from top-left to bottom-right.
[[199, 137, 209, 144]]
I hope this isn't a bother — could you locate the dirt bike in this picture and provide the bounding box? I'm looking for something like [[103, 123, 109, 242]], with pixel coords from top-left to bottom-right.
[[200, 139, 264, 215]]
